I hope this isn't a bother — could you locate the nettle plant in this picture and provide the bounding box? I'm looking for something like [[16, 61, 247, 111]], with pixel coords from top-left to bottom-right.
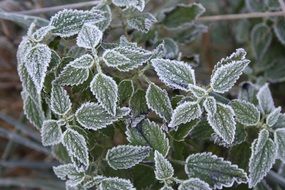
[[16, 0, 285, 190]]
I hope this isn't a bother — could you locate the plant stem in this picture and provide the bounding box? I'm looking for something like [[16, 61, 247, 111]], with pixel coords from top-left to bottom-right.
[[10, 1, 101, 15]]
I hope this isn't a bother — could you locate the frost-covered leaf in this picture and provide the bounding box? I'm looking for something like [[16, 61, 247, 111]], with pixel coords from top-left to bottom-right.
[[24, 44, 51, 93], [231, 99, 260, 126], [80, 175, 104, 189], [248, 129, 277, 188], [118, 79, 134, 105], [51, 85, 72, 116], [203, 96, 217, 116], [274, 128, 285, 162], [178, 178, 211, 190], [126, 119, 169, 156], [170, 120, 200, 142], [210, 59, 250, 93], [163, 38, 179, 59], [188, 84, 206, 98], [169, 101, 202, 128], [266, 107, 281, 127], [154, 151, 174, 180], [104, 45, 153, 71], [99, 177, 135, 190], [112, 0, 145, 11], [106, 145, 150, 170], [130, 89, 148, 116], [162, 3, 205, 28], [69, 54, 94, 69], [62, 128, 89, 168], [53, 164, 85, 187], [41, 120, 62, 146], [185, 152, 248, 189], [251, 23, 272, 60], [55, 63, 89, 86], [91, 4, 112, 31], [18, 60, 39, 102], [151, 58, 195, 91], [90, 73, 118, 115], [77, 23, 103, 49], [31, 25, 54, 42], [76, 102, 130, 131], [102, 49, 130, 67], [49, 9, 104, 37], [274, 17, 285, 45], [272, 113, 285, 129], [207, 103, 236, 144], [125, 8, 156, 33], [160, 186, 174, 190], [146, 83, 173, 122], [257, 83, 275, 114], [21, 91, 44, 129]]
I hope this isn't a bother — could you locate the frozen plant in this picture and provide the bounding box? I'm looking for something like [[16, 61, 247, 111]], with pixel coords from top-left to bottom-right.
[[16, 0, 285, 189]]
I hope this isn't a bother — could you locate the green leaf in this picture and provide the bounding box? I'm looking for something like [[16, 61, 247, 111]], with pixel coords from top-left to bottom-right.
[[75, 102, 130, 131], [118, 79, 134, 105], [91, 4, 112, 31], [53, 164, 85, 187], [178, 178, 211, 190], [188, 84, 207, 98], [207, 103, 236, 144], [125, 8, 157, 33], [62, 128, 89, 168], [31, 25, 55, 42], [24, 44, 51, 93], [69, 54, 94, 69], [18, 60, 40, 102], [274, 17, 285, 45], [231, 99, 260, 126], [41, 120, 62, 146], [169, 101, 202, 128], [21, 91, 44, 129], [104, 45, 153, 71], [90, 73, 118, 115], [185, 152, 248, 189], [154, 151, 174, 180], [162, 3, 205, 28], [102, 49, 130, 67], [257, 83, 275, 114], [106, 145, 151, 170], [266, 107, 281, 127], [251, 23, 272, 60], [274, 128, 285, 162], [210, 58, 250, 93], [51, 85, 72, 116], [248, 129, 277, 188], [126, 119, 170, 156], [49, 9, 104, 37], [246, 0, 268, 12], [146, 83, 173, 122], [77, 23, 103, 49], [203, 96, 217, 116], [99, 177, 135, 190], [55, 64, 89, 86], [130, 89, 148, 116], [163, 38, 179, 59], [169, 120, 200, 142], [151, 58, 195, 91]]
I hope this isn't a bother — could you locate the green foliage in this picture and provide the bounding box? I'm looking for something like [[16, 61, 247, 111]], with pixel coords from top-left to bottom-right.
[[14, 0, 285, 189]]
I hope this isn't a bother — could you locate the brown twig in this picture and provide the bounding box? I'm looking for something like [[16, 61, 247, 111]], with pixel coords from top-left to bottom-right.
[[10, 1, 101, 15], [198, 11, 285, 21]]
